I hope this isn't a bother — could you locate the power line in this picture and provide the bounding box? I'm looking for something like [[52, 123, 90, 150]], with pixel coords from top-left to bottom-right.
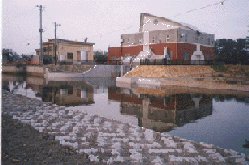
[[87, 1, 227, 40]]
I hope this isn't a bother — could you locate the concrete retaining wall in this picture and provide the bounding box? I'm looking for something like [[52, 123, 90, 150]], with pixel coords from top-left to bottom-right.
[[2, 65, 25, 73], [26, 65, 45, 76], [2, 65, 45, 77]]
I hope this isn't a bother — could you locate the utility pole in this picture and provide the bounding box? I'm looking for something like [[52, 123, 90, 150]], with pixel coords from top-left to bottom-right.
[[54, 22, 61, 65], [36, 5, 43, 65]]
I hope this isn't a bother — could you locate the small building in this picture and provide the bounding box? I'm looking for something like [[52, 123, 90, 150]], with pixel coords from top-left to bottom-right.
[[108, 13, 215, 65], [35, 39, 95, 64]]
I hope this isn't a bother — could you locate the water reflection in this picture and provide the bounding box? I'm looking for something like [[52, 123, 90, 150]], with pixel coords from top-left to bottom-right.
[[41, 82, 94, 106], [2, 74, 116, 106], [2, 73, 249, 155], [108, 87, 215, 132]]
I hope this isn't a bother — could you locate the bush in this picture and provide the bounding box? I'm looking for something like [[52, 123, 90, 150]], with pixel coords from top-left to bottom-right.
[[245, 72, 249, 78], [212, 64, 228, 72], [217, 73, 224, 77]]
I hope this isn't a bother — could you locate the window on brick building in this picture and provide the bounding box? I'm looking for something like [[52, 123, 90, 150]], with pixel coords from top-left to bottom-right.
[[67, 53, 73, 59], [184, 52, 189, 60], [207, 55, 210, 60]]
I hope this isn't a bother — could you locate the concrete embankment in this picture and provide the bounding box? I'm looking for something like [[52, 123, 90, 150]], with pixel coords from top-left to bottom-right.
[[2, 90, 248, 164], [116, 65, 249, 92]]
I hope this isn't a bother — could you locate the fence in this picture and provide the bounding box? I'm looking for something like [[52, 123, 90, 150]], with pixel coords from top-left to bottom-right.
[[140, 59, 214, 65]]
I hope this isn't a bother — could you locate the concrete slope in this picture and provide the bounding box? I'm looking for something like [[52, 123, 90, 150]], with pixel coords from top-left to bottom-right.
[[83, 65, 121, 78], [124, 65, 215, 78]]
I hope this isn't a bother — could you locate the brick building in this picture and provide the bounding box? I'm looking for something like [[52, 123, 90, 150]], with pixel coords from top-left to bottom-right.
[[108, 13, 215, 64]]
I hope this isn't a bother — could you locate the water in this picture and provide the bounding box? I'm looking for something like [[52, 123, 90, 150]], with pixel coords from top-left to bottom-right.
[[2, 73, 249, 155]]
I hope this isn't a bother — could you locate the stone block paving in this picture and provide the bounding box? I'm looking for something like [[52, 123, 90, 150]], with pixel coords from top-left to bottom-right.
[[2, 90, 249, 164]]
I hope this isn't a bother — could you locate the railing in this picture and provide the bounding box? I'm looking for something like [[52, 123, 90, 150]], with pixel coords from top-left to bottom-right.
[[140, 59, 215, 65], [58, 60, 122, 65], [3, 61, 41, 66], [3, 60, 123, 66]]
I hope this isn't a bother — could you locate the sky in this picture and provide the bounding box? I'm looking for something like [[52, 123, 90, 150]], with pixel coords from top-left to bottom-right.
[[1, 0, 249, 55]]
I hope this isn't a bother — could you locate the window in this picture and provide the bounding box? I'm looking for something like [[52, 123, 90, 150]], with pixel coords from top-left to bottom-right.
[[166, 35, 169, 42], [60, 89, 66, 96], [185, 34, 188, 42], [152, 37, 155, 43], [168, 51, 172, 58], [207, 38, 210, 45], [43, 47, 47, 52], [81, 88, 88, 98], [68, 87, 73, 95], [77, 89, 81, 97], [184, 52, 189, 60], [48, 47, 52, 51], [207, 55, 210, 60], [153, 19, 158, 25], [67, 53, 73, 59], [128, 39, 130, 44]]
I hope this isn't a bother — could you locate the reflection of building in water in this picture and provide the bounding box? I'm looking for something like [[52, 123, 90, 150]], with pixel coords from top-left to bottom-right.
[[41, 81, 94, 106], [1, 74, 25, 92], [108, 87, 213, 132], [176, 94, 213, 127], [1, 74, 96, 106]]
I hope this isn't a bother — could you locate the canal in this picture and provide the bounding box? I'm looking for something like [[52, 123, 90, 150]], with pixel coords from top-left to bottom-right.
[[2, 73, 249, 155]]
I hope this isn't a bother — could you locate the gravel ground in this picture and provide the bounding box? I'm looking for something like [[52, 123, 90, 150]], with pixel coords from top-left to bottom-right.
[[2, 114, 92, 164]]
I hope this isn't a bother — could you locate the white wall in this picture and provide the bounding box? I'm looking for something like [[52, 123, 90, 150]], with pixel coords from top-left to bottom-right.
[[142, 16, 180, 32]]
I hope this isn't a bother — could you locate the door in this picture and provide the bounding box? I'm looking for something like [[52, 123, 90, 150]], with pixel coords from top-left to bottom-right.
[[60, 55, 66, 61], [81, 51, 88, 61], [77, 51, 81, 61]]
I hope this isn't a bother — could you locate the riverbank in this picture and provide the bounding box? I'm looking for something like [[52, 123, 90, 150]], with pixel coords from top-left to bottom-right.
[[2, 90, 249, 164], [117, 65, 249, 92], [2, 114, 90, 164]]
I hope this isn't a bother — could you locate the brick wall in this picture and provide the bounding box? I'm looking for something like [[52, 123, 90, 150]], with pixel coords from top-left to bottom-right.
[[149, 43, 177, 59], [108, 45, 143, 61], [200, 45, 215, 60], [108, 43, 215, 61], [177, 43, 197, 60]]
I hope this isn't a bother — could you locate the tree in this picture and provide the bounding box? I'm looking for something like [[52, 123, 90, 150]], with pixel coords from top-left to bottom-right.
[[215, 39, 248, 64], [94, 51, 108, 62]]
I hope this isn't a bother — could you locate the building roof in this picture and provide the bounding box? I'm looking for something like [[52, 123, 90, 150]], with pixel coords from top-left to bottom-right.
[[139, 13, 194, 32], [44, 39, 95, 45]]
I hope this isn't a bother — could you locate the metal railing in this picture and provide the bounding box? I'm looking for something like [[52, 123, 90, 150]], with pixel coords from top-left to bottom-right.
[[140, 59, 215, 65], [58, 60, 122, 65]]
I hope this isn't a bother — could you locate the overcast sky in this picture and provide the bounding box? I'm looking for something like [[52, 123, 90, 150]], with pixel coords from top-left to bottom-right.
[[2, 0, 248, 55]]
